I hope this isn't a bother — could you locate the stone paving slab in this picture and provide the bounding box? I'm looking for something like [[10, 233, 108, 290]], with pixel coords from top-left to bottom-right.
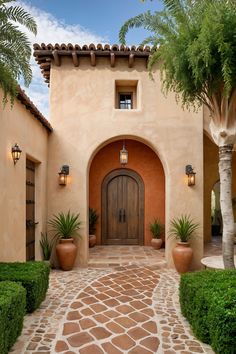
[[10, 262, 214, 354], [88, 246, 167, 268]]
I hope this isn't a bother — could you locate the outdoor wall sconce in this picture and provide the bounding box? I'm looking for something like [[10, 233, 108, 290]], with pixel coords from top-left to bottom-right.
[[58, 165, 69, 186], [120, 141, 128, 166], [11, 143, 22, 164], [185, 165, 196, 186]]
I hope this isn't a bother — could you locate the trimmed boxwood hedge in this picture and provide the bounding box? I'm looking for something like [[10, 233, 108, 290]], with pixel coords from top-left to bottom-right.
[[180, 270, 236, 354], [0, 281, 26, 354], [0, 261, 50, 313]]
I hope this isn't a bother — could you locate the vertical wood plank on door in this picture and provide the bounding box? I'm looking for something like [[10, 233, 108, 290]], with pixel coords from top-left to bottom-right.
[[102, 169, 144, 245]]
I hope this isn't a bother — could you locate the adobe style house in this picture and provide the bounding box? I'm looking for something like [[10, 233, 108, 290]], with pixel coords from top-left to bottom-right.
[[1, 43, 236, 268]]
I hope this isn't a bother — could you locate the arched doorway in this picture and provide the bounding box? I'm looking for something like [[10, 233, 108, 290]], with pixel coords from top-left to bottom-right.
[[211, 181, 222, 237], [102, 169, 144, 245], [89, 138, 165, 246]]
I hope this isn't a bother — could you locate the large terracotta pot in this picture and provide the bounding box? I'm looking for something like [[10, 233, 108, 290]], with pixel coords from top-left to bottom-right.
[[172, 242, 193, 274], [89, 234, 96, 248], [56, 238, 77, 271], [151, 238, 163, 250]]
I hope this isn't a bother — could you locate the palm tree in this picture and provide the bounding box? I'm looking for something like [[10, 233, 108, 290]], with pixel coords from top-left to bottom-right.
[[120, 0, 236, 268], [0, 0, 37, 104]]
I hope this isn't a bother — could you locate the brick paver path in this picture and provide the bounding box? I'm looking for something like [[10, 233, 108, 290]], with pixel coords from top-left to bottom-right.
[[11, 261, 214, 353]]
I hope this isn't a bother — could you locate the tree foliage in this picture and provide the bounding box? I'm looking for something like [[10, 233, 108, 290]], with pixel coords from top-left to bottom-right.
[[0, 0, 37, 104], [120, 0, 236, 116]]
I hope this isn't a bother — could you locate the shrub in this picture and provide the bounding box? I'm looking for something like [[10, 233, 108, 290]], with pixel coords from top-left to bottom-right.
[[180, 270, 236, 354], [0, 281, 26, 354], [0, 261, 50, 313]]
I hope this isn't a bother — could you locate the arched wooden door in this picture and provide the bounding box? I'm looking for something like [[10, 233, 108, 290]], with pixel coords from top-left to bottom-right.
[[102, 169, 144, 245]]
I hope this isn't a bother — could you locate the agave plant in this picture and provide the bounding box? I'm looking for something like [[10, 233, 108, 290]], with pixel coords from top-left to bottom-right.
[[40, 232, 54, 261], [48, 211, 81, 240], [169, 215, 199, 242], [149, 219, 164, 239]]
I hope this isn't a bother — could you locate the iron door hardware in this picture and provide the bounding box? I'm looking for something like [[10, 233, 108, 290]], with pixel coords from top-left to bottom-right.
[[119, 209, 122, 222], [122, 209, 126, 223], [26, 220, 39, 228], [118, 209, 126, 223]]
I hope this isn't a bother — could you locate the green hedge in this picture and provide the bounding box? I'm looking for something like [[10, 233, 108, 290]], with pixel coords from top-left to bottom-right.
[[180, 270, 236, 354], [0, 281, 26, 354], [0, 261, 50, 313]]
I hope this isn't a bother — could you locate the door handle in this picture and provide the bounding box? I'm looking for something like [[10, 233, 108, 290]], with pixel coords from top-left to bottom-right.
[[119, 209, 122, 222], [123, 209, 126, 223]]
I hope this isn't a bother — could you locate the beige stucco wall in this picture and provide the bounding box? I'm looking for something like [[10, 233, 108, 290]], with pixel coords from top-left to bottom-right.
[[0, 91, 49, 262], [48, 56, 204, 269]]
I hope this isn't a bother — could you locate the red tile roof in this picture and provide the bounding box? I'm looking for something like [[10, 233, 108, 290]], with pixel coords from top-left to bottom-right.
[[17, 86, 52, 132], [33, 43, 151, 84]]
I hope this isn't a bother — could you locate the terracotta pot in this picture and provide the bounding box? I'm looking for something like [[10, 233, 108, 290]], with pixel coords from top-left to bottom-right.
[[56, 238, 77, 271], [151, 238, 163, 250], [89, 234, 96, 248], [172, 242, 193, 274]]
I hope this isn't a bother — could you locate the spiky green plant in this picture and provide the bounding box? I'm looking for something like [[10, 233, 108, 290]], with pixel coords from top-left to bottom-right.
[[39, 232, 54, 261], [169, 215, 199, 242], [0, 0, 37, 104], [48, 211, 81, 240], [149, 218, 164, 239]]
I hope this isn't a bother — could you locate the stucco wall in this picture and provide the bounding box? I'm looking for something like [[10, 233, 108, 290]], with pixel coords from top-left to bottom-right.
[[48, 56, 204, 269], [204, 134, 236, 243], [89, 139, 165, 245], [0, 91, 49, 262]]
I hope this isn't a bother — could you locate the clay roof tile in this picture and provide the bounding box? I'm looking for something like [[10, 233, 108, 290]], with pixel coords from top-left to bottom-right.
[[17, 86, 52, 132]]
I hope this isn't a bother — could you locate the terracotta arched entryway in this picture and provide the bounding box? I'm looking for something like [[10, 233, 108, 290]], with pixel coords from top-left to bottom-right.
[[89, 139, 165, 246], [102, 169, 144, 245]]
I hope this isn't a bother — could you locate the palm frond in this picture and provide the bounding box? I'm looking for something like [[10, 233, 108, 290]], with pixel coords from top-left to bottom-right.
[[0, 0, 37, 103], [3, 5, 37, 35], [119, 11, 154, 45]]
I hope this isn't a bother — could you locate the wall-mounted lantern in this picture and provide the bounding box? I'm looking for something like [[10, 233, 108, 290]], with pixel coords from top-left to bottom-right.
[[185, 165, 196, 186], [58, 165, 70, 186], [11, 143, 22, 164], [120, 141, 128, 166]]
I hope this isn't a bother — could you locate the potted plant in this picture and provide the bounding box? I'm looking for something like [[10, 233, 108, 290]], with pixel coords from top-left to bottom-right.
[[39, 232, 54, 266], [89, 208, 98, 248], [48, 211, 81, 271], [169, 214, 199, 273], [149, 218, 164, 249]]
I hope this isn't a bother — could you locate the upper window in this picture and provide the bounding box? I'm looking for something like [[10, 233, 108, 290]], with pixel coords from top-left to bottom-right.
[[115, 80, 138, 110], [119, 93, 132, 109]]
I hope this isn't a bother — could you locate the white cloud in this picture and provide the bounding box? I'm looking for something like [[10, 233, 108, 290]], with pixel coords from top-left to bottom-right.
[[14, 1, 107, 119]]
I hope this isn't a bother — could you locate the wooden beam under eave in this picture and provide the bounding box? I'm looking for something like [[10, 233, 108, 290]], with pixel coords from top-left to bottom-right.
[[40, 62, 50, 70], [128, 53, 135, 68], [72, 52, 79, 67], [90, 52, 96, 66], [110, 53, 115, 67], [52, 50, 61, 66]]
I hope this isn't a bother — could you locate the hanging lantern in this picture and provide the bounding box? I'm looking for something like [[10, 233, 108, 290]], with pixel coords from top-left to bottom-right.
[[120, 141, 128, 165]]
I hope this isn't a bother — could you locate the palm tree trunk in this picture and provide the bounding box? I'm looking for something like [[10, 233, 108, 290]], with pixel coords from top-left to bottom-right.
[[219, 144, 235, 269]]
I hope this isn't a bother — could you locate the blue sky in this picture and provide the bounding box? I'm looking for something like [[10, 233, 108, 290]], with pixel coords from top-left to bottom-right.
[[17, 0, 163, 117], [25, 0, 162, 44]]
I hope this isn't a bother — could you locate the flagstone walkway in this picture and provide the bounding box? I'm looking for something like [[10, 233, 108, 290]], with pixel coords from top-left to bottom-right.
[[11, 247, 215, 354]]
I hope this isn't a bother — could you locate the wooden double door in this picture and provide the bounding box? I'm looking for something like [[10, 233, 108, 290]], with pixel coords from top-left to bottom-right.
[[102, 169, 144, 245]]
